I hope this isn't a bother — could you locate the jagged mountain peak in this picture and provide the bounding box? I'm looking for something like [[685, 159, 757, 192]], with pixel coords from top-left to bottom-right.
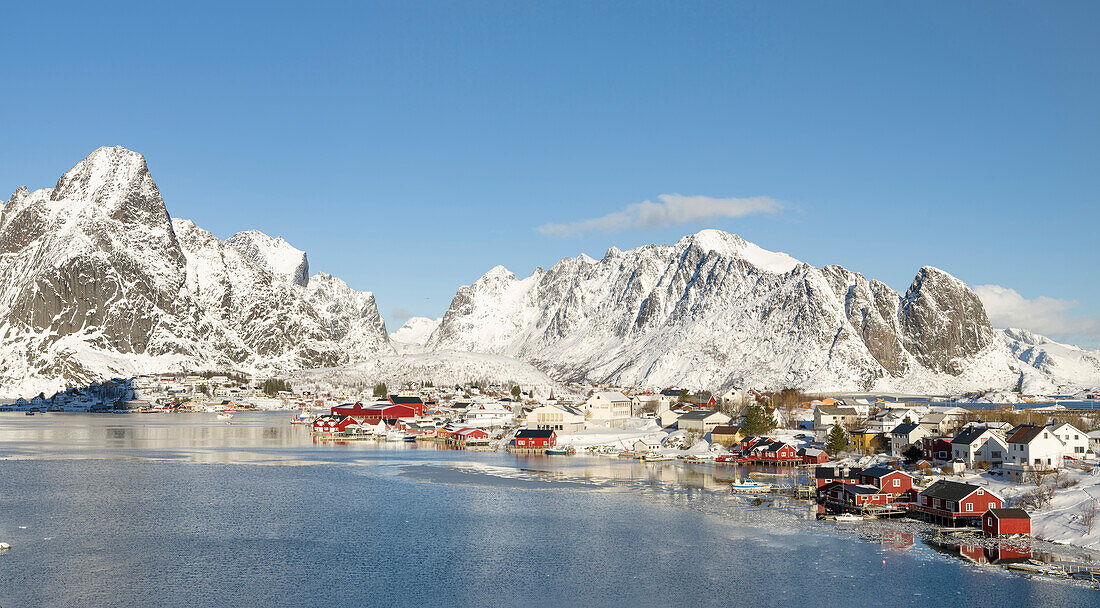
[[0, 148, 391, 396], [226, 229, 309, 287]]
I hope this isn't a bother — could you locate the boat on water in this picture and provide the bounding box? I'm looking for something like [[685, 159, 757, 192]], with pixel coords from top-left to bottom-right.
[[832, 513, 863, 522], [726, 478, 772, 493], [217, 411, 234, 421], [642, 452, 674, 462], [24, 411, 34, 416], [545, 447, 569, 455]]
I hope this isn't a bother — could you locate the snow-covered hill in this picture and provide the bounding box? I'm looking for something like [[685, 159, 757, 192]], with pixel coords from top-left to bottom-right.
[[1002, 328, 1100, 393], [0, 146, 391, 396], [426, 230, 1092, 392], [292, 350, 563, 396], [390, 317, 442, 346]]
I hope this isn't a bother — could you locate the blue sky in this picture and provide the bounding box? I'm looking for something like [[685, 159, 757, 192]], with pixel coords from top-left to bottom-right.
[[3, 2, 1098, 345]]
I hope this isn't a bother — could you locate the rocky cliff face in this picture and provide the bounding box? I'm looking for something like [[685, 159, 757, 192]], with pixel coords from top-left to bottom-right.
[[427, 230, 1027, 392], [226, 230, 310, 287], [0, 147, 390, 396]]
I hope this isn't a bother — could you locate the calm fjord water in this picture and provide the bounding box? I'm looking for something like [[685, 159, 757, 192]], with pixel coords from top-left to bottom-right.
[[0, 412, 1094, 607]]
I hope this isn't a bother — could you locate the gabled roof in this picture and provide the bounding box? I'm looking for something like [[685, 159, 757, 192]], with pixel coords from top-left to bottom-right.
[[845, 484, 884, 495], [987, 507, 1029, 520], [815, 466, 861, 479], [678, 409, 727, 421], [860, 466, 901, 479], [1006, 425, 1048, 445], [389, 395, 424, 405], [920, 479, 996, 502], [890, 422, 921, 436], [592, 391, 631, 403], [952, 427, 992, 446], [711, 425, 741, 434], [817, 405, 858, 416], [515, 429, 555, 438]]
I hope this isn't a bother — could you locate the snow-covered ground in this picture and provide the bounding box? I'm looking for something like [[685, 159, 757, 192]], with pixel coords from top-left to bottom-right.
[[292, 350, 571, 396]]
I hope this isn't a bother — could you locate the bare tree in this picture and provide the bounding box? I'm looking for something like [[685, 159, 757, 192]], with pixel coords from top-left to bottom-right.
[[1083, 500, 1097, 535]]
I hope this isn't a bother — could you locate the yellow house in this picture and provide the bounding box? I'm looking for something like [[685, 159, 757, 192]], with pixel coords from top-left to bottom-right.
[[710, 425, 744, 447], [849, 429, 886, 453]]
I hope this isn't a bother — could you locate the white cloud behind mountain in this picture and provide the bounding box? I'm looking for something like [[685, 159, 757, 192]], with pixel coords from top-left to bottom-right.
[[537, 193, 784, 236], [975, 284, 1100, 348]]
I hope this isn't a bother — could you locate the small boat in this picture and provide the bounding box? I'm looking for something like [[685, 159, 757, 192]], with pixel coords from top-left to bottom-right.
[[545, 447, 569, 455], [24, 411, 34, 416], [0, 542, 10, 550], [403, 435, 416, 442], [727, 478, 772, 492], [832, 513, 862, 522], [217, 411, 233, 421], [642, 452, 674, 462]]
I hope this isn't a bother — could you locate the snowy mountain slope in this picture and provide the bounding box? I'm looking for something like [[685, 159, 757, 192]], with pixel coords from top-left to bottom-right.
[[390, 317, 441, 345], [293, 351, 564, 396], [226, 230, 310, 287], [427, 230, 1039, 392], [1002, 328, 1100, 391], [305, 272, 393, 359], [0, 146, 390, 396]]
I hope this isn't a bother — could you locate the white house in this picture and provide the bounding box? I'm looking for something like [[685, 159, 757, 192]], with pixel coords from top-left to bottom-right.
[[526, 404, 586, 433], [583, 391, 634, 427], [633, 438, 663, 453], [1004, 424, 1066, 482], [719, 388, 752, 412], [813, 405, 860, 430], [888, 422, 931, 456], [676, 409, 731, 434], [950, 427, 1008, 467], [1049, 422, 1090, 459]]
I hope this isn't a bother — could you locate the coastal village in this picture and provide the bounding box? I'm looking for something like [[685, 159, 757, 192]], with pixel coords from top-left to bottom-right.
[[4, 372, 1100, 576]]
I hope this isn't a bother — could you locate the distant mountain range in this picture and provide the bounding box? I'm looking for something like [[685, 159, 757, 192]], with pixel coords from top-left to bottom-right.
[[1, 147, 1096, 397]]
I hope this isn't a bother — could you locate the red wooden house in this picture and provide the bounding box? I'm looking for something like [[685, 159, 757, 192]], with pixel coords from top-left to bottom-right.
[[857, 466, 914, 495], [822, 483, 891, 509], [982, 508, 1031, 536], [759, 441, 800, 462], [388, 395, 426, 416], [914, 480, 1003, 524], [797, 447, 829, 464], [453, 428, 489, 446], [814, 465, 861, 489], [312, 415, 357, 434], [333, 403, 421, 425], [515, 429, 557, 449], [920, 437, 952, 462]]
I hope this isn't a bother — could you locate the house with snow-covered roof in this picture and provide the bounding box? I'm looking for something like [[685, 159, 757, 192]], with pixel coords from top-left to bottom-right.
[[583, 391, 633, 428]]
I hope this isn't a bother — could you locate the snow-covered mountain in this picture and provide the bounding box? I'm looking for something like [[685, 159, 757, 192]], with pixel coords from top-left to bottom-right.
[[390, 317, 442, 346], [1001, 328, 1100, 392], [226, 230, 310, 287], [426, 230, 1094, 392], [0, 146, 390, 396]]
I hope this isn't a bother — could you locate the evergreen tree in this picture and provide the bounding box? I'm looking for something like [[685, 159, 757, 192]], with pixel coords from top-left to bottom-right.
[[373, 382, 388, 398], [902, 445, 922, 464], [825, 425, 848, 456], [741, 405, 777, 436], [511, 385, 522, 399]]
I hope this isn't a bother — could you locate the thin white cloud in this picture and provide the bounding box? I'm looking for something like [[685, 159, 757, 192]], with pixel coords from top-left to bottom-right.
[[975, 284, 1100, 345], [537, 193, 784, 237], [391, 308, 413, 321]]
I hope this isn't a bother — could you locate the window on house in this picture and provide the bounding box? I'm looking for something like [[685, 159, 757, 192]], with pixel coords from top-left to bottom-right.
[[966, 503, 973, 512]]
